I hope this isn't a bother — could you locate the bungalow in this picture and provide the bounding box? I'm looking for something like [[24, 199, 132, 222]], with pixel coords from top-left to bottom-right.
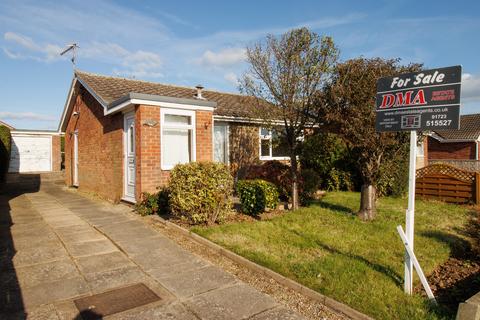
[[59, 70, 288, 202], [419, 113, 480, 171]]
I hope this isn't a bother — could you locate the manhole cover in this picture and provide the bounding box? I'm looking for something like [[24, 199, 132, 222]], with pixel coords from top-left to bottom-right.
[[74, 283, 160, 319]]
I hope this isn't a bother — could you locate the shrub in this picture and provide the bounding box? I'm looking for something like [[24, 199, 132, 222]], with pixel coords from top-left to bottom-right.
[[136, 192, 160, 216], [169, 162, 233, 225], [135, 187, 171, 217], [300, 168, 321, 205], [0, 125, 11, 181], [237, 179, 279, 215], [300, 133, 359, 192]]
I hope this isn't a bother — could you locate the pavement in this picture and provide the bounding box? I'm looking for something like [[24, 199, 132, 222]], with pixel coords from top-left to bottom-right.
[[0, 174, 306, 320]]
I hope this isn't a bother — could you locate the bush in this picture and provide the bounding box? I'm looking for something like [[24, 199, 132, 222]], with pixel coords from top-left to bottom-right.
[[300, 133, 359, 192], [135, 187, 171, 217], [135, 192, 160, 216], [237, 179, 279, 215], [0, 125, 11, 181], [300, 168, 321, 205], [169, 162, 233, 225]]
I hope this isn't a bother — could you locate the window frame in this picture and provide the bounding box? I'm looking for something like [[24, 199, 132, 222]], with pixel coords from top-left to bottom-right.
[[258, 127, 290, 161], [160, 108, 196, 170]]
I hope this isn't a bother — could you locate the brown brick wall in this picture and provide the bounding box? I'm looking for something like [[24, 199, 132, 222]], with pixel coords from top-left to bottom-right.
[[428, 136, 476, 160], [196, 110, 213, 161], [51, 135, 61, 172], [229, 123, 261, 176], [64, 88, 124, 202], [135, 105, 163, 197]]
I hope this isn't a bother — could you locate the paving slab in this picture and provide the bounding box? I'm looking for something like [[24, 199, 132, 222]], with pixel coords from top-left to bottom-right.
[[3, 242, 68, 268], [155, 265, 237, 298], [108, 301, 199, 320], [185, 284, 278, 320], [75, 251, 135, 274], [84, 266, 148, 293], [21, 276, 90, 308], [65, 239, 119, 258], [16, 259, 80, 288]]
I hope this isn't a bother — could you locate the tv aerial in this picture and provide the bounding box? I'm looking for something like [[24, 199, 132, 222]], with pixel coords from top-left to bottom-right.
[[60, 43, 79, 67]]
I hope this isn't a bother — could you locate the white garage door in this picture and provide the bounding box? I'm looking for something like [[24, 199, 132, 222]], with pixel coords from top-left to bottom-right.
[[9, 135, 52, 172]]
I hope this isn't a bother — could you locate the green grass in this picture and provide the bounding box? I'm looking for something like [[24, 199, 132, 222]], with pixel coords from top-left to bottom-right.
[[192, 192, 473, 320]]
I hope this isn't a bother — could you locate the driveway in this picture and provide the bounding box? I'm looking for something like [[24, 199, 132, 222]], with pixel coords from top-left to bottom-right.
[[0, 175, 305, 320]]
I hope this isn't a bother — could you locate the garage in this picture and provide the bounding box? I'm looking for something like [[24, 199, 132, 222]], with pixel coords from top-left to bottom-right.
[[8, 130, 62, 173]]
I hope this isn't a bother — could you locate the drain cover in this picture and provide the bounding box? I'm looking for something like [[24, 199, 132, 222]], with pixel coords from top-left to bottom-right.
[[74, 283, 160, 319]]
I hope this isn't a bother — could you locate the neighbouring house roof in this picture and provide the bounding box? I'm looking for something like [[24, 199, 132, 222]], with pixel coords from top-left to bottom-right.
[[75, 70, 268, 119], [0, 120, 14, 130], [433, 113, 480, 141]]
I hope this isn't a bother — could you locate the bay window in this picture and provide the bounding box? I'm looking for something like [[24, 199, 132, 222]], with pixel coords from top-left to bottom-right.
[[161, 109, 196, 170], [259, 127, 289, 160]]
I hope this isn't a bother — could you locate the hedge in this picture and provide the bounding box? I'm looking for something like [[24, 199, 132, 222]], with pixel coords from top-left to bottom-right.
[[0, 125, 11, 181]]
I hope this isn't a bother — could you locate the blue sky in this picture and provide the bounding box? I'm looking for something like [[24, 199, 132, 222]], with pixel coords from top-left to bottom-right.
[[0, 0, 479, 129]]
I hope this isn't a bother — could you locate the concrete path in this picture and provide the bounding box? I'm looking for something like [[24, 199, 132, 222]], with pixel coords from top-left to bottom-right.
[[0, 177, 305, 320]]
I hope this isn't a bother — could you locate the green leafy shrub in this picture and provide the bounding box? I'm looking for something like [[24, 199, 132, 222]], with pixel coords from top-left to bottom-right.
[[237, 179, 279, 215], [135, 187, 171, 216], [136, 192, 159, 216], [169, 162, 233, 225], [0, 125, 11, 181], [300, 133, 359, 192], [300, 168, 321, 205]]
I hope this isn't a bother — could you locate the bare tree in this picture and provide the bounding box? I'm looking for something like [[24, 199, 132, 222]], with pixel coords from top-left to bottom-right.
[[240, 28, 338, 209], [318, 58, 422, 220]]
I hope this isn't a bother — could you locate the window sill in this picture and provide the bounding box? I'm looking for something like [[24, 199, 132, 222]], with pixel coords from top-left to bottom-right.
[[259, 156, 290, 161]]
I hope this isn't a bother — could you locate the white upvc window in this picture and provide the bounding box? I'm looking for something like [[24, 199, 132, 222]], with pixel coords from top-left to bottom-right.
[[161, 108, 196, 170], [259, 127, 290, 161]]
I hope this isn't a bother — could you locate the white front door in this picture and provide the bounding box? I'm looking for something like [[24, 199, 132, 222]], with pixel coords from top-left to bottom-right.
[[73, 131, 79, 186], [123, 113, 136, 201], [214, 123, 228, 164]]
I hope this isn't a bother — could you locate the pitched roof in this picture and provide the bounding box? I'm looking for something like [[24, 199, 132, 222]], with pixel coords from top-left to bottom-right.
[[0, 120, 14, 129], [75, 70, 268, 119], [434, 113, 480, 141]]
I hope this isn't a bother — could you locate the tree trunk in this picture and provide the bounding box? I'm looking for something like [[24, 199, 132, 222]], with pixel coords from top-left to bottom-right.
[[358, 184, 376, 220], [291, 154, 299, 210]]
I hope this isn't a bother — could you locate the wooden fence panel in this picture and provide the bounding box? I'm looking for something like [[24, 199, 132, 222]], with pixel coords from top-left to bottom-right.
[[416, 163, 479, 205]]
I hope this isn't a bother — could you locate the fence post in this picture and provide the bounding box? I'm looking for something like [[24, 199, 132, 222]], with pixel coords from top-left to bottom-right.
[[476, 172, 480, 205]]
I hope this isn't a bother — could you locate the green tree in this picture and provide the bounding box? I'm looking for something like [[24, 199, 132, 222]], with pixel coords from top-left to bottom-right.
[[240, 27, 338, 209], [318, 58, 421, 220]]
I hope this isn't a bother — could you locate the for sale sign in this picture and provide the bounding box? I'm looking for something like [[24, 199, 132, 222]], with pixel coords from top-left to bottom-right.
[[375, 65, 462, 132]]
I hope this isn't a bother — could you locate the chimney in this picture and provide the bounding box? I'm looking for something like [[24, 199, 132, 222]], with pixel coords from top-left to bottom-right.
[[195, 84, 206, 100]]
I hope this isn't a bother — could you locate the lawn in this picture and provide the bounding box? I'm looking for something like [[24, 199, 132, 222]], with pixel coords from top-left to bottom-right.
[[192, 192, 473, 320]]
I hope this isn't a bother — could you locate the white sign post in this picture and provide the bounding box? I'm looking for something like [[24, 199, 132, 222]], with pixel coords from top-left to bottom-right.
[[375, 66, 462, 299], [405, 130, 417, 294]]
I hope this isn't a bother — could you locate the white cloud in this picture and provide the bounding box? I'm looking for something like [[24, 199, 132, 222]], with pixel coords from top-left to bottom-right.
[[4, 31, 62, 62], [462, 73, 480, 103], [197, 48, 246, 68], [224, 72, 239, 86], [0, 112, 57, 122]]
